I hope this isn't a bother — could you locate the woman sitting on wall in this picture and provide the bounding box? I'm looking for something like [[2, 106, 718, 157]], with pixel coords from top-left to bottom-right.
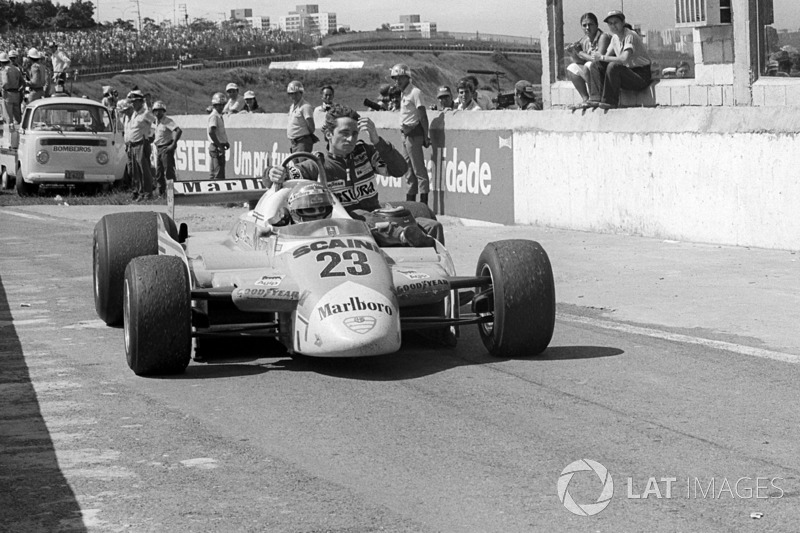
[[565, 12, 610, 108], [579, 10, 652, 110]]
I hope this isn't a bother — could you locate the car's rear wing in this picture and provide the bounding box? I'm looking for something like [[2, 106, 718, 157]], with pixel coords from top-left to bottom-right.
[[166, 178, 268, 219]]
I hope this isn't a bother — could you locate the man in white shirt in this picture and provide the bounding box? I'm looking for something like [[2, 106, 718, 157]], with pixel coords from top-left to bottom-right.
[[152, 101, 183, 195], [123, 90, 156, 201], [223, 83, 244, 114], [48, 41, 71, 84]]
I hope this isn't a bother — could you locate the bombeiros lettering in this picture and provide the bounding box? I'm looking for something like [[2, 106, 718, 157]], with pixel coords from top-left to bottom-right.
[[318, 297, 393, 320], [53, 146, 91, 153]]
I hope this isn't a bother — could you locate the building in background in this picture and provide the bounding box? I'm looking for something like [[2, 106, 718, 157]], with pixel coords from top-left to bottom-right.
[[390, 15, 437, 38], [279, 4, 337, 36]]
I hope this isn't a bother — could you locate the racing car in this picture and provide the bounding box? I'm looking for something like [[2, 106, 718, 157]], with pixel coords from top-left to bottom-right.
[[92, 153, 556, 376]]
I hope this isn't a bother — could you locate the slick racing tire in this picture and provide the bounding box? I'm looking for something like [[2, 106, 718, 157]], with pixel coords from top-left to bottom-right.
[[124, 256, 191, 376], [93, 211, 177, 325], [389, 201, 437, 221], [475, 240, 555, 357]]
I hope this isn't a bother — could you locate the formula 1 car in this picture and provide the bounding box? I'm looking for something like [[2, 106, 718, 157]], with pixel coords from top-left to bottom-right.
[[92, 153, 555, 376]]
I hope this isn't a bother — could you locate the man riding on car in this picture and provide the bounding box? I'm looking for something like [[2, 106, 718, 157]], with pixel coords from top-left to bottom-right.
[[266, 104, 443, 247], [271, 182, 435, 248]]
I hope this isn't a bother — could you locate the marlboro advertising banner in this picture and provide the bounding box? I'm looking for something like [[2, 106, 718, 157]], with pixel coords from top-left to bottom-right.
[[172, 116, 514, 224]]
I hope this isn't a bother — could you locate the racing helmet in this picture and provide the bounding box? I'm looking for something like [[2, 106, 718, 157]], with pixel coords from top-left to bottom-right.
[[287, 182, 334, 223], [390, 63, 411, 78], [211, 92, 227, 105]]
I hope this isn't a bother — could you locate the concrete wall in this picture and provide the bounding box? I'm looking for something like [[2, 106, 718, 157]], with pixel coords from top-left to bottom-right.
[[173, 107, 800, 250]]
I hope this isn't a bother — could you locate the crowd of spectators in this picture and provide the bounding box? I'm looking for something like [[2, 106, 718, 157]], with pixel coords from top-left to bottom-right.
[[0, 25, 302, 70]]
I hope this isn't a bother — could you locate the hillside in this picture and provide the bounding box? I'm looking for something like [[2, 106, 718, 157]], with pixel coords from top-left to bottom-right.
[[69, 50, 542, 115]]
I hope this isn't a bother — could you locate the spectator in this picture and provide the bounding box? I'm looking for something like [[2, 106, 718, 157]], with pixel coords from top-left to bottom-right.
[[26, 48, 46, 103], [207, 92, 230, 180], [377, 83, 392, 110], [285, 79, 317, 153], [124, 90, 156, 201], [390, 63, 430, 205], [676, 61, 691, 78], [223, 82, 244, 114], [242, 90, 265, 113], [101, 85, 117, 114], [566, 12, 610, 106], [388, 85, 402, 111], [48, 41, 71, 84], [456, 78, 481, 111], [7, 49, 20, 69], [581, 10, 653, 110], [266, 104, 443, 245], [465, 75, 495, 110], [514, 80, 542, 110], [152, 100, 182, 196], [315, 84, 335, 114], [430, 85, 455, 111], [1, 52, 24, 124], [766, 50, 791, 77], [51, 79, 70, 97]]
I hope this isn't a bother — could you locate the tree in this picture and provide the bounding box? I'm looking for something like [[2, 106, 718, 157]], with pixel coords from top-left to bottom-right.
[[24, 0, 59, 29]]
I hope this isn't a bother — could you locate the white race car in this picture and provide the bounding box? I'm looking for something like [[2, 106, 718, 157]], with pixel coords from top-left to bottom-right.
[[92, 153, 556, 375]]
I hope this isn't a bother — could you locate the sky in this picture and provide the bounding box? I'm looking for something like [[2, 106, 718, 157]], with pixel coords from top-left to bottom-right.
[[97, 0, 800, 39]]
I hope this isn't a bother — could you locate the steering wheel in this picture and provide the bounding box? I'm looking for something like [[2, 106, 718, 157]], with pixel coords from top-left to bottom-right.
[[280, 151, 328, 188]]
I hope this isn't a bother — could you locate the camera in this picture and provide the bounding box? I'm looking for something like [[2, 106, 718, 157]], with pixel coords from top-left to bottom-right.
[[363, 98, 385, 112], [495, 92, 516, 109]]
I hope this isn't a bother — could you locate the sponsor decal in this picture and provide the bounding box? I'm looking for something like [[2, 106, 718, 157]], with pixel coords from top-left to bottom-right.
[[318, 296, 394, 320], [53, 146, 91, 153], [397, 269, 430, 281], [293, 238, 379, 258], [255, 275, 284, 287], [344, 316, 376, 334], [235, 287, 299, 300], [396, 279, 448, 294], [174, 178, 264, 194]]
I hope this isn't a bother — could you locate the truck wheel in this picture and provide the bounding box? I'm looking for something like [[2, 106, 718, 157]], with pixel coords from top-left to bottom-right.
[[124, 256, 191, 376], [475, 240, 555, 357], [93, 212, 160, 325], [389, 201, 437, 221], [1, 168, 13, 189], [15, 172, 38, 196]]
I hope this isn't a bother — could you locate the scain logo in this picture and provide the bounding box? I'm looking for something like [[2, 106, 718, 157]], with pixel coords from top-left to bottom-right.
[[557, 459, 614, 516]]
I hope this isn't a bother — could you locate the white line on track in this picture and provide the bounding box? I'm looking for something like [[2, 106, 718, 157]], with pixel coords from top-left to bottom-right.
[[0, 209, 48, 221], [559, 313, 800, 365]]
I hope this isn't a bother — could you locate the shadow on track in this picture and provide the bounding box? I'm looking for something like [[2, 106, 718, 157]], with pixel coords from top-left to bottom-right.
[[0, 274, 87, 532]]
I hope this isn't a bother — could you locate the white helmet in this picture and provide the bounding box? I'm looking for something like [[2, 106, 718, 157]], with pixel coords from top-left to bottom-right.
[[390, 63, 411, 77], [211, 92, 227, 105], [244, 90, 256, 99], [27, 47, 42, 59], [286, 80, 304, 94], [288, 182, 334, 223]]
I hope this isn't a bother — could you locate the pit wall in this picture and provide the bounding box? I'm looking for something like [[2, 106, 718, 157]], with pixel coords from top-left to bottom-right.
[[173, 107, 800, 251]]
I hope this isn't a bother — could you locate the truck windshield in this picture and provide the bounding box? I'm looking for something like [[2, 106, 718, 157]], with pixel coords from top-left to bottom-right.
[[30, 104, 112, 133]]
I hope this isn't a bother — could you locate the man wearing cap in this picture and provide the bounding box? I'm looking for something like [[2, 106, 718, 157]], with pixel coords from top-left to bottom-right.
[[26, 48, 46, 103], [242, 90, 265, 113], [101, 86, 117, 116], [8, 49, 20, 68], [390, 63, 431, 205], [430, 86, 455, 111], [48, 42, 71, 86], [124, 90, 156, 201], [514, 80, 542, 110], [208, 92, 230, 180], [285, 80, 317, 153], [152, 101, 183, 195], [456, 78, 482, 111], [582, 10, 652, 110], [223, 83, 243, 114], [0, 52, 23, 123]]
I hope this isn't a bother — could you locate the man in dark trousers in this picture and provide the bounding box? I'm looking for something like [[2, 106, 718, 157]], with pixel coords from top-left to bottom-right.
[[123, 90, 156, 201], [152, 100, 183, 196]]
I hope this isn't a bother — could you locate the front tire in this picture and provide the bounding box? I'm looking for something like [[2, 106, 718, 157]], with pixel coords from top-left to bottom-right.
[[475, 240, 555, 357], [15, 172, 38, 196], [124, 256, 191, 375], [93, 212, 161, 325]]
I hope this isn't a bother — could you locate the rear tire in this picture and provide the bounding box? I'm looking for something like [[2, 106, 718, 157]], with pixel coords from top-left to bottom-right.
[[124, 256, 191, 376], [93, 212, 161, 325], [476, 240, 555, 357]]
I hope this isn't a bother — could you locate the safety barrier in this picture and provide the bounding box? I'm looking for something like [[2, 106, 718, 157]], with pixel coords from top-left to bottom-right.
[[168, 107, 800, 251]]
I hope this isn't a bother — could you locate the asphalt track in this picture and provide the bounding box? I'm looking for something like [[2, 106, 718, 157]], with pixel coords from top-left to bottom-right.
[[1, 205, 799, 532]]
